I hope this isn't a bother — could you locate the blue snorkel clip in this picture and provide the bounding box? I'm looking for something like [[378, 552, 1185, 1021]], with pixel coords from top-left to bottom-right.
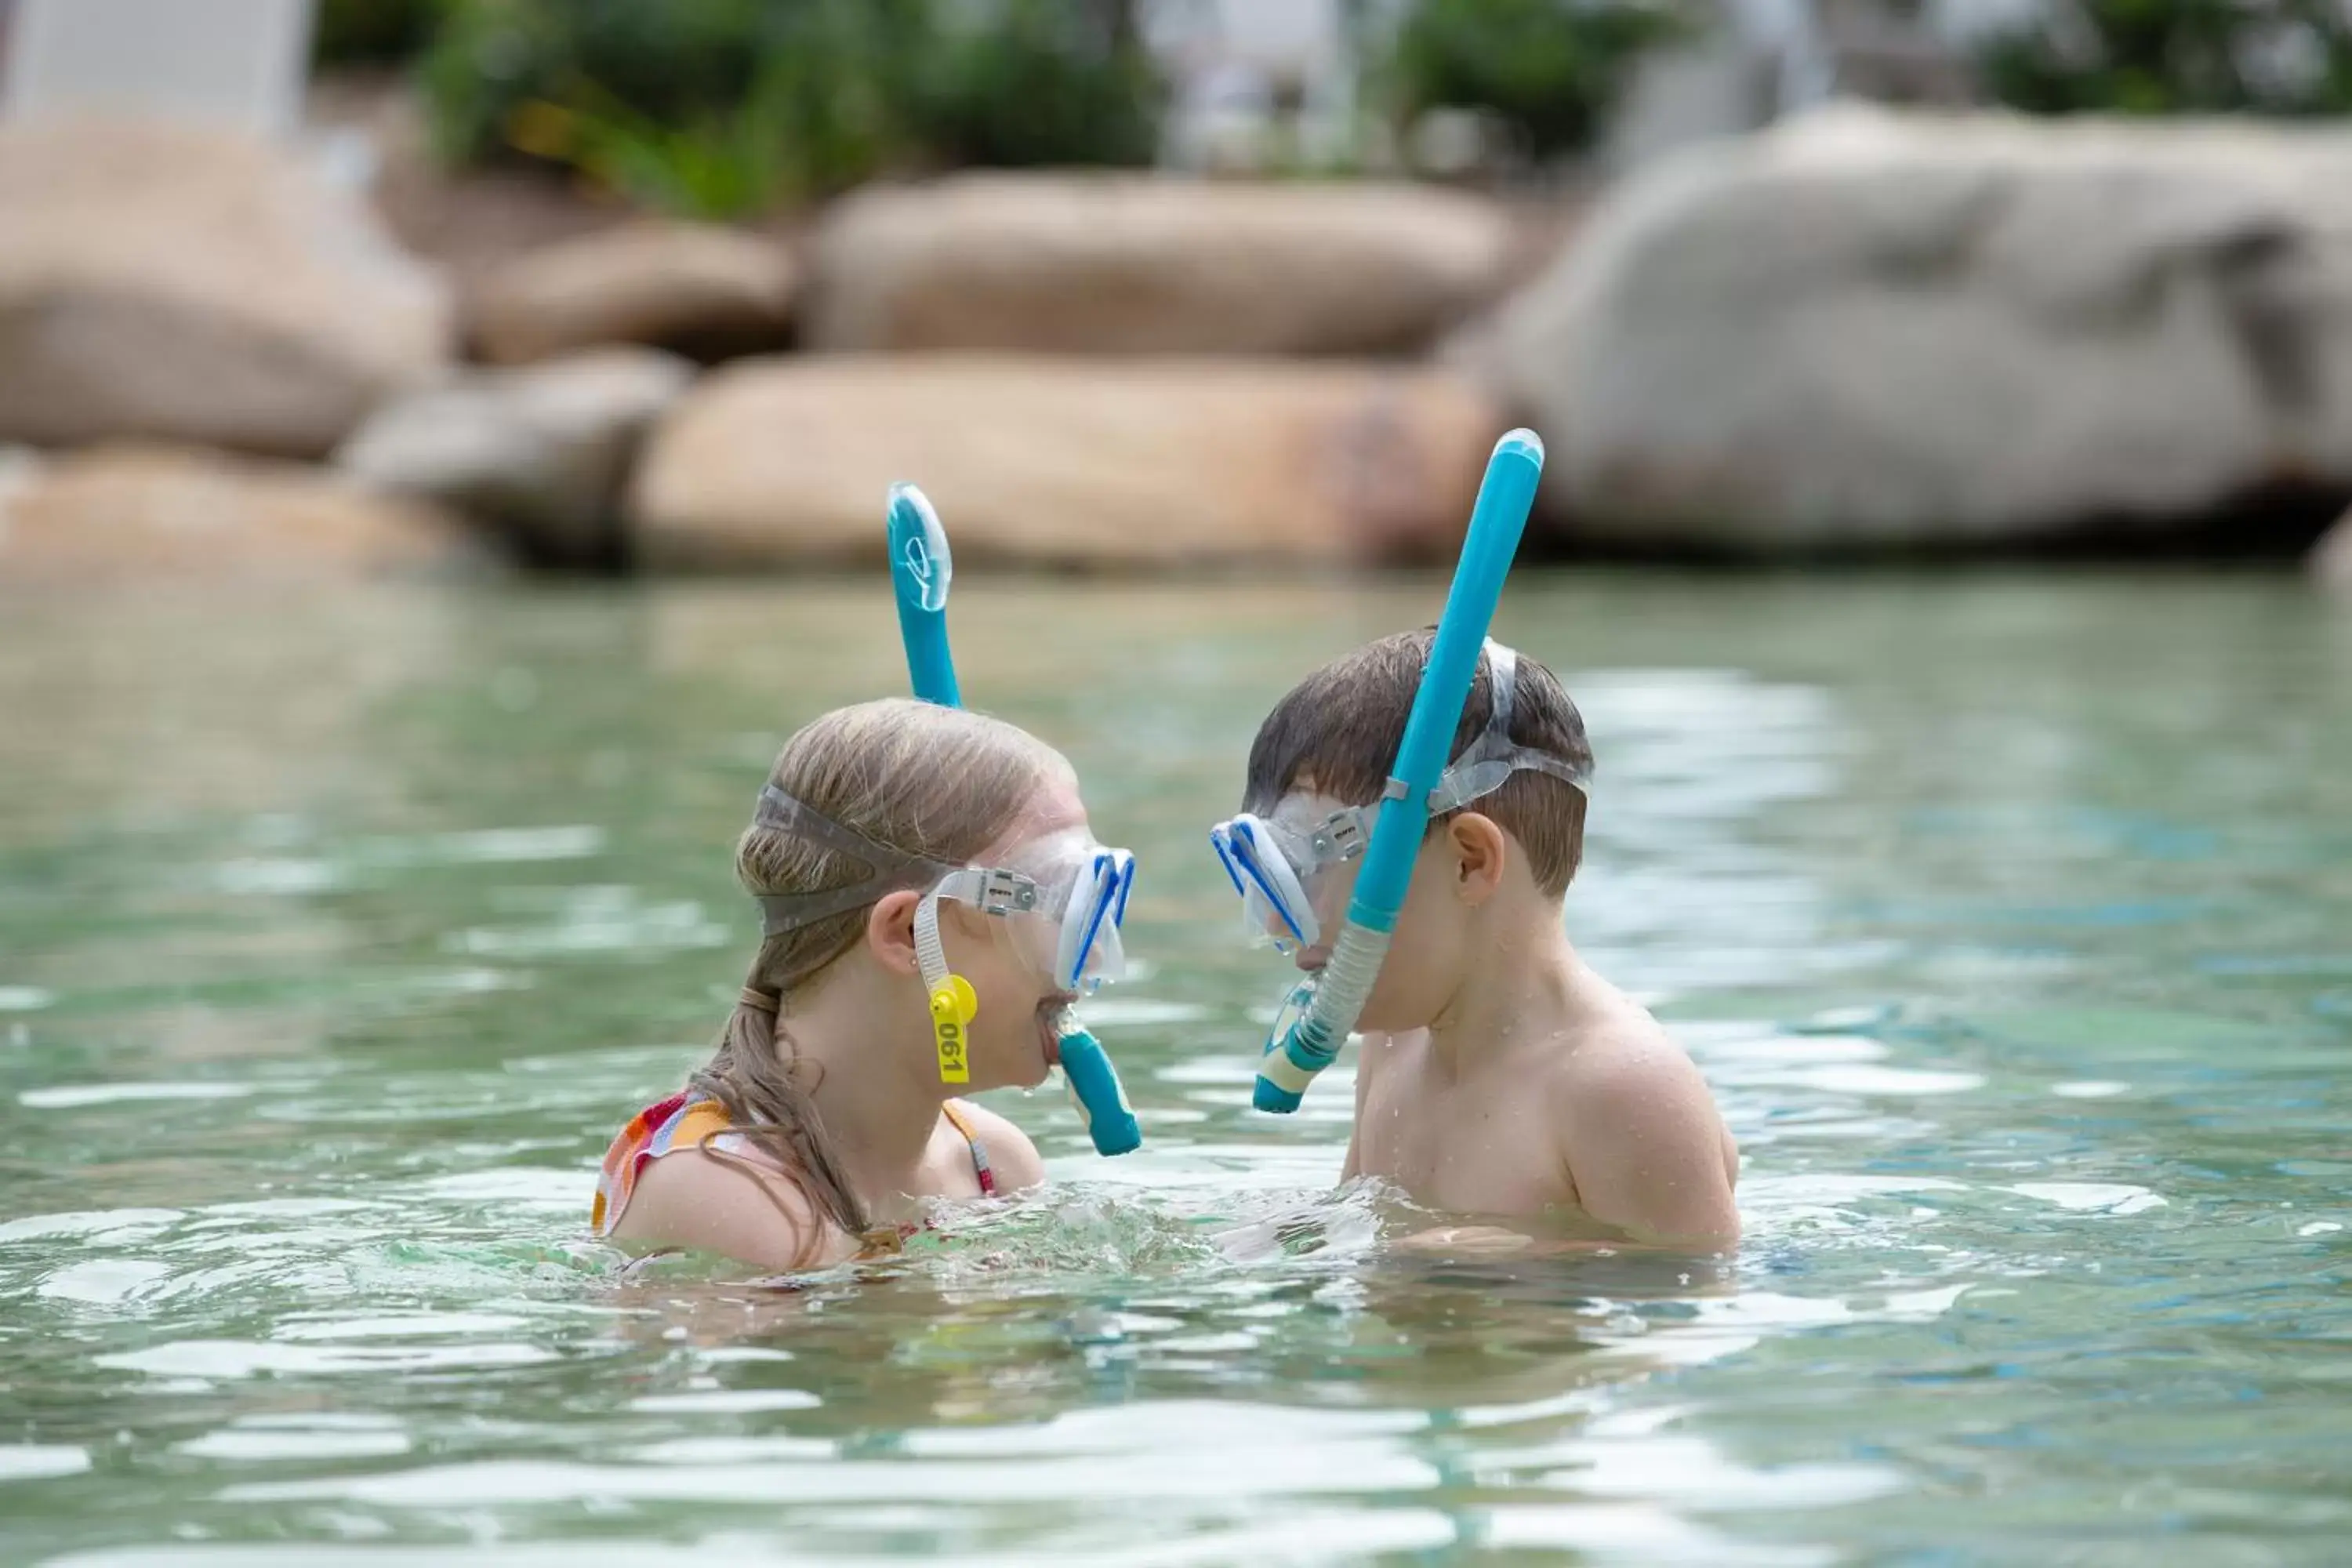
[[1253, 430, 1547, 1113], [886, 483, 1143, 1156]]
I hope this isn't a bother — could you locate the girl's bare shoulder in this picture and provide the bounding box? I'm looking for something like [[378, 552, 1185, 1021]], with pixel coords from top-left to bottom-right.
[[615, 1144, 853, 1272], [944, 1098, 1045, 1190]]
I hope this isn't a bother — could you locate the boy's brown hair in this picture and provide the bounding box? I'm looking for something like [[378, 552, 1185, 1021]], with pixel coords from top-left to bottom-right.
[[1243, 630, 1593, 898]]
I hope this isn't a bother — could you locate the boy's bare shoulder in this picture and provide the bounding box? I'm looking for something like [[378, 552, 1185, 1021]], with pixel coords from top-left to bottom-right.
[[1544, 973, 1741, 1243], [1557, 982, 1700, 1088], [1547, 976, 1735, 1169]]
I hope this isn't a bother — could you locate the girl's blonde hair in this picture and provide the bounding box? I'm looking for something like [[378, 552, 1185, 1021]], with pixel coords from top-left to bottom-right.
[[688, 698, 1060, 1265]]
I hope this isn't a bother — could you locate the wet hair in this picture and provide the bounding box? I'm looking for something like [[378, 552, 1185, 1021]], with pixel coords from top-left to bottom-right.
[[689, 697, 1060, 1261], [1242, 629, 1592, 897]]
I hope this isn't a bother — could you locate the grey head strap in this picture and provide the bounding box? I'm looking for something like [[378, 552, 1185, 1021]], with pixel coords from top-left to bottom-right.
[[750, 785, 957, 938], [1425, 638, 1592, 815]]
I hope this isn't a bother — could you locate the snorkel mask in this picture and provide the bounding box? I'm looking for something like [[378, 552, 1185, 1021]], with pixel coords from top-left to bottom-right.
[[882, 483, 1143, 1155], [1210, 640, 1588, 957], [752, 786, 1134, 1084]]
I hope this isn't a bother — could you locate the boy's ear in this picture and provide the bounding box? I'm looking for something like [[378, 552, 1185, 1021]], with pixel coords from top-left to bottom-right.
[[866, 890, 924, 975], [1446, 812, 1509, 907]]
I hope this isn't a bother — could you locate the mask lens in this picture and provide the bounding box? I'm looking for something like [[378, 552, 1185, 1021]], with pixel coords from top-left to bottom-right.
[[1054, 851, 1132, 993], [1213, 816, 1317, 953], [1295, 851, 1356, 947], [975, 834, 1135, 996]]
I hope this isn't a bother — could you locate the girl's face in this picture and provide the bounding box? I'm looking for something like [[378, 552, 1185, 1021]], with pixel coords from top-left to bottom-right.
[[931, 771, 1098, 1092]]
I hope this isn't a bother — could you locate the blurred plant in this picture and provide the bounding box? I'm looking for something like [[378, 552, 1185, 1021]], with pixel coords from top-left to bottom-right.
[[1373, 0, 1690, 163], [504, 89, 795, 220], [311, 0, 453, 68], [1978, 0, 2352, 115], [413, 0, 1163, 219], [903, 0, 1164, 169]]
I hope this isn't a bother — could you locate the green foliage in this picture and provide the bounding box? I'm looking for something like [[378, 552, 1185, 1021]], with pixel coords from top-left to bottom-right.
[[902, 0, 1164, 170], [1380, 0, 1689, 160], [410, 0, 1162, 220], [311, 0, 452, 67], [1978, 0, 2352, 116]]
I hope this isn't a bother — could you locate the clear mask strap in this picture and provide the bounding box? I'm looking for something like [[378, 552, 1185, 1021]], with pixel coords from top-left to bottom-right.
[[1490, 641, 1519, 739], [1425, 639, 1590, 816]]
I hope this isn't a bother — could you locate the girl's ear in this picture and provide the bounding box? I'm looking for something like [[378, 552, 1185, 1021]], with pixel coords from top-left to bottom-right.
[[866, 890, 924, 975], [1446, 812, 1509, 907]]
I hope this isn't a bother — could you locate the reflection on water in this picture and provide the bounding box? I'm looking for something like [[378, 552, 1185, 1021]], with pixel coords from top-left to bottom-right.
[[2, 573, 2350, 1565]]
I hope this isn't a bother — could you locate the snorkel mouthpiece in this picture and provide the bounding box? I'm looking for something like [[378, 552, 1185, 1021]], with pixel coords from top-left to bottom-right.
[[1249, 976, 1325, 1112], [1056, 1025, 1142, 1153], [1254, 1029, 1334, 1114], [1253, 429, 1546, 1114]]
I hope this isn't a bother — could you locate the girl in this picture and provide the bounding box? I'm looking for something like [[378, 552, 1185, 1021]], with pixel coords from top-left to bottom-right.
[[591, 697, 1135, 1272]]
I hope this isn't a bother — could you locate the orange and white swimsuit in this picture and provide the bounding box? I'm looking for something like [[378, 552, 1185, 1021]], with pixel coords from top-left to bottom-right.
[[590, 1091, 996, 1239]]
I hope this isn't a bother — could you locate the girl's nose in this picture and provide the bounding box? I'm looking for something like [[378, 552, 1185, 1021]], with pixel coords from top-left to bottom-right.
[[1293, 944, 1328, 975]]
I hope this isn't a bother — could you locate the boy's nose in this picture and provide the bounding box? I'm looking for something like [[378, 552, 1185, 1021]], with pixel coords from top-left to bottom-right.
[[1293, 944, 1328, 974]]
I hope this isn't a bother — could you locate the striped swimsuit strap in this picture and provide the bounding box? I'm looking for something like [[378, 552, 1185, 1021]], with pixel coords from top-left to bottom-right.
[[939, 1098, 996, 1196]]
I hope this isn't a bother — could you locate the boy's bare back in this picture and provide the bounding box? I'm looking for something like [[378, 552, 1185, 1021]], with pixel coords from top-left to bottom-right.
[[1345, 961, 1739, 1247]]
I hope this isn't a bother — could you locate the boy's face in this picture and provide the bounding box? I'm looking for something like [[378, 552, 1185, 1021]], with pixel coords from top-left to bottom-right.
[[1267, 787, 1475, 1034]]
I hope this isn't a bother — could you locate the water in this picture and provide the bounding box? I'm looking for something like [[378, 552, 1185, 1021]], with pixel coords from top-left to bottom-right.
[[2, 572, 2349, 1566]]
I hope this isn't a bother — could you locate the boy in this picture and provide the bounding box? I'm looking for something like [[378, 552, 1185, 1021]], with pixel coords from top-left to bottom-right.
[[1216, 631, 1739, 1248]]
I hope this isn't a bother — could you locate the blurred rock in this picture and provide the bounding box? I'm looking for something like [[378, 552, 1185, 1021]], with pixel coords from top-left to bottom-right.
[[2314, 511, 2352, 591], [0, 446, 477, 581], [0, 118, 451, 459], [336, 348, 692, 566], [468, 224, 797, 365], [1488, 104, 2352, 550], [630, 356, 1501, 569], [805, 176, 1514, 356]]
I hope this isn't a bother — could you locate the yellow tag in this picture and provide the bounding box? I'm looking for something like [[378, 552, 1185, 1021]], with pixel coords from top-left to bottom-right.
[[929, 974, 978, 1084]]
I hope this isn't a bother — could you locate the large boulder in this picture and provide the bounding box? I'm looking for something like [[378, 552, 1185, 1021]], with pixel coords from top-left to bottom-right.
[[335, 347, 692, 566], [2314, 510, 2352, 591], [628, 356, 1503, 569], [1487, 104, 2352, 550], [0, 445, 476, 581], [467, 223, 797, 365], [0, 118, 452, 459], [804, 175, 1515, 356]]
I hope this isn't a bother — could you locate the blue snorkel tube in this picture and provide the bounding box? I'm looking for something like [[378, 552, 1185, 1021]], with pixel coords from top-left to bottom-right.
[[886, 484, 1143, 1156], [887, 483, 960, 709], [1254, 430, 1546, 1113]]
